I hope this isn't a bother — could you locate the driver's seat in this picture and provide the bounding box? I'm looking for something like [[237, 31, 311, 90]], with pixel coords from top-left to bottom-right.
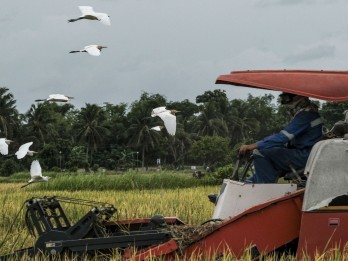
[[279, 165, 307, 188]]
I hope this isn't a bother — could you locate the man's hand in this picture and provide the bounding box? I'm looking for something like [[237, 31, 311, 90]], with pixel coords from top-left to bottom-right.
[[239, 143, 257, 154]]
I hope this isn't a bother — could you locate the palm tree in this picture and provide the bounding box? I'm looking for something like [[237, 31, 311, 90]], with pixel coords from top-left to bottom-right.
[[194, 90, 230, 137], [24, 103, 56, 145], [0, 87, 19, 138], [164, 127, 193, 167], [102, 102, 128, 147], [125, 92, 168, 168], [226, 99, 260, 145], [126, 116, 162, 168], [74, 104, 110, 165], [194, 107, 229, 137]]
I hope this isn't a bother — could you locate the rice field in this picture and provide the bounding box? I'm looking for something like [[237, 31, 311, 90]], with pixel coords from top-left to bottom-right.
[[0, 179, 220, 259], [1, 170, 218, 191], [0, 172, 347, 260]]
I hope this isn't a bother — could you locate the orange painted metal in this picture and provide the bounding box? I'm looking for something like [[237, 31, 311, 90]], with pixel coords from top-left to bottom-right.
[[216, 70, 348, 101], [297, 211, 348, 259], [125, 239, 179, 261], [176, 189, 305, 259]]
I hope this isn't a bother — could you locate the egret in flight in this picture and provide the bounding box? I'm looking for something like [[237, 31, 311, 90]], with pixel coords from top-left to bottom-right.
[[35, 94, 74, 103], [150, 126, 164, 132], [15, 142, 37, 159], [21, 160, 50, 188], [0, 138, 13, 155], [69, 45, 107, 56], [151, 107, 168, 117], [151, 107, 178, 136], [68, 6, 111, 26]]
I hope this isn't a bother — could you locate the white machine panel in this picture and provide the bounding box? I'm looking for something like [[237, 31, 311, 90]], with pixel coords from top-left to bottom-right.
[[303, 139, 348, 211], [212, 179, 297, 220]]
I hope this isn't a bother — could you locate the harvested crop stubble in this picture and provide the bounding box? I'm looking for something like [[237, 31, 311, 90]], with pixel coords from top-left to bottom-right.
[[169, 223, 217, 251]]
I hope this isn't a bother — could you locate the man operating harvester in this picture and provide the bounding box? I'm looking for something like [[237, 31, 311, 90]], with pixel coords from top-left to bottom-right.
[[239, 92, 323, 183]]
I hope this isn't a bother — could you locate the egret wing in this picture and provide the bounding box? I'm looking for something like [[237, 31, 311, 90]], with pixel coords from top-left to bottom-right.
[[30, 160, 42, 178], [151, 107, 167, 117], [78, 6, 95, 15], [85, 45, 101, 56], [98, 14, 111, 25], [15, 142, 33, 159], [49, 94, 62, 99], [0, 139, 8, 155], [158, 112, 176, 135], [48, 94, 69, 102], [151, 126, 162, 132]]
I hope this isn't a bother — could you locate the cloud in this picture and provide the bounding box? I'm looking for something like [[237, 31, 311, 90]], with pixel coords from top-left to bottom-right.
[[283, 44, 335, 64], [254, 0, 339, 7], [254, 0, 303, 7], [2, 0, 348, 113]]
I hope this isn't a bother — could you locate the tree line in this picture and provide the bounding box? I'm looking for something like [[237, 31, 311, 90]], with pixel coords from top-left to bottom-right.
[[0, 87, 346, 176]]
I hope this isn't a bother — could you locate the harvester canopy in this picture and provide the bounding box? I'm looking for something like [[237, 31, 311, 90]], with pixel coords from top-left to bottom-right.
[[216, 70, 348, 102]]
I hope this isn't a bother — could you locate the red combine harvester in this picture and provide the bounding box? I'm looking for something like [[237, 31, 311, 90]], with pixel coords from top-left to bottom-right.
[[2, 70, 348, 260]]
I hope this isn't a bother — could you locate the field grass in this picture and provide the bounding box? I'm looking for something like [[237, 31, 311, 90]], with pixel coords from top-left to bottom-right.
[[1, 170, 218, 191], [0, 180, 219, 259], [0, 172, 347, 260]]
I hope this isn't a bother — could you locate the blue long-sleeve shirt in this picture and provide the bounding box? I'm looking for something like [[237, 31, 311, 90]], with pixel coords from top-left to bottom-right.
[[256, 109, 323, 150]]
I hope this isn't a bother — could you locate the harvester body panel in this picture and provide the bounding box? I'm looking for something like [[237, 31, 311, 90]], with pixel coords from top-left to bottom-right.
[[298, 211, 348, 258], [212, 179, 297, 220], [297, 139, 348, 258], [183, 190, 304, 259], [302, 139, 348, 211]]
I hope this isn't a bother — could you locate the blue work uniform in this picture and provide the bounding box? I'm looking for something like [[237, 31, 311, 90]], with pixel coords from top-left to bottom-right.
[[248, 107, 323, 183]]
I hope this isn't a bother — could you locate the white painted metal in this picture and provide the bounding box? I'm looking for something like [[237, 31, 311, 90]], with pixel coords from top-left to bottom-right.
[[212, 179, 297, 220], [303, 139, 348, 211]]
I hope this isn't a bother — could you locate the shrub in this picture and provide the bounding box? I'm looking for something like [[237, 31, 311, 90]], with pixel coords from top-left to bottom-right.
[[69, 166, 78, 172], [91, 164, 99, 172], [212, 164, 234, 183], [0, 159, 20, 177], [50, 166, 61, 172]]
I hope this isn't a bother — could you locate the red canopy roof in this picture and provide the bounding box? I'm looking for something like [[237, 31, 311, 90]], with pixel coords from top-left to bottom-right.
[[216, 70, 348, 102]]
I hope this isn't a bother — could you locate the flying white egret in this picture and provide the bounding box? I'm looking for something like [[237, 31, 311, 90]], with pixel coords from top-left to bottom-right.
[[68, 6, 111, 26], [69, 45, 107, 56], [151, 107, 178, 136], [35, 94, 74, 102], [150, 126, 164, 132], [0, 138, 13, 155], [21, 160, 50, 188], [15, 142, 37, 159], [151, 107, 168, 117]]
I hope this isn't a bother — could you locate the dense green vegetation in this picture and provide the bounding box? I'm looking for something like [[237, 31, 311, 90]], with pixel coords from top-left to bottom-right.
[[0, 86, 347, 176], [0, 170, 218, 190]]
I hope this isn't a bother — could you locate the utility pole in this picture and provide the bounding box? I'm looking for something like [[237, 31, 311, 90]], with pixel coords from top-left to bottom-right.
[[59, 151, 62, 170], [136, 152, 139, 172]]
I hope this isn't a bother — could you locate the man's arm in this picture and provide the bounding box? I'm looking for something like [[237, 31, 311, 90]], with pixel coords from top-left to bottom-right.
[[239, 143, 257, 154]]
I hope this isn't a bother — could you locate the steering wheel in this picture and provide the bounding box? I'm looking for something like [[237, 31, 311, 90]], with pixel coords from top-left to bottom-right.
[[230, 152, 254, 181]]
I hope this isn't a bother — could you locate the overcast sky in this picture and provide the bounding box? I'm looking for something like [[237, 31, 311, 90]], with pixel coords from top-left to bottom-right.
[[2, 0, 348, 113]]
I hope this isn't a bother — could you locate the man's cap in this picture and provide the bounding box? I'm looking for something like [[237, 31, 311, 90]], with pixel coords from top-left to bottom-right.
[[278, 92, 297, 105]]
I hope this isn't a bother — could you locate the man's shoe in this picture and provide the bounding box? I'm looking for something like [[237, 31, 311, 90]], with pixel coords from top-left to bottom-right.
[[208, 193, 217, 204]]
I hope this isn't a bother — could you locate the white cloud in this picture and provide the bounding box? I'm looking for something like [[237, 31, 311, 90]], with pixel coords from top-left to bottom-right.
[[2, 0, 348, 113], [254, 0, 340, 7], [284, 44, 335, 64]]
